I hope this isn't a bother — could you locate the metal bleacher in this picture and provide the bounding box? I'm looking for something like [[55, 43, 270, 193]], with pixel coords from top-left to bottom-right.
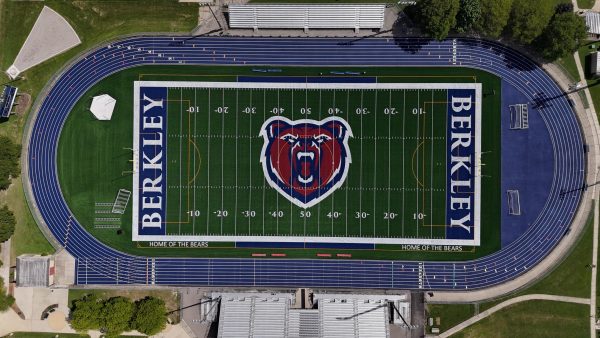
[[112, 189, 131, 214], [509, 103, 529, 130], [0, 85, 18, 118], [228, 4, 385, 31], [507, 190, 521, 216]]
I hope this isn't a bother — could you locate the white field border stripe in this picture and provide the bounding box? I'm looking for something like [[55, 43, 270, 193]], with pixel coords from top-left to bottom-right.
[[474, 84, 482, 246], [136, 81, 480, 91], [132, 81, 482, 246], [134, 233, 478, 245], [132, 82, 140, 239]]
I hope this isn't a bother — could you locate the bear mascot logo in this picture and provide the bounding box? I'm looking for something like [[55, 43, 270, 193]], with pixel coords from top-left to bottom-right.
[[259, 116, 353, 208]]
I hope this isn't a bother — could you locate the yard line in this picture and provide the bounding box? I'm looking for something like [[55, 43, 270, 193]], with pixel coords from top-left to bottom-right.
[[359, 89, 364, 236], [331, 89, 336, 236], [402, 90, 406, 237], [178, 89, 183, 234], [220, 88, 225, 235], [276, 88, 280, 235], [387, 89, 391, 237], [193, 88, 198, 236], [303, 89, 308, 235], [206, 88, 211, 235], [290, 89, 294, 235], [430, 90, 434, 237], [318, 89, 322, 235], [248, 89, 253, 235], [416, 89, 420, 237], [373, 89, 378, 237], [262, 89, 266, 235], [235, 88, 239, 235], [345, 89, 350, 236]]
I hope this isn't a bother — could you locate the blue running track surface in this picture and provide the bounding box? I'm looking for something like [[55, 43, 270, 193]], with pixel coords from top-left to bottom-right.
[[26, 37, 584, 289]]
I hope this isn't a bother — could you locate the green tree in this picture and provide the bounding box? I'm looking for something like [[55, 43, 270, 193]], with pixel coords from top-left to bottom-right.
[[70, 294, 103, 332], [102, 296, 134, 337], [0, 206, 15, 243], [132, 297, 167, 336], [475, 0, 513, 38], [456, 0, 481, 33], [0, 277, 15, 312], [0, 136, 20, 190], [509, 0, 554, 44], [537, 12, 587, 60], [417, 0, 460, 40]]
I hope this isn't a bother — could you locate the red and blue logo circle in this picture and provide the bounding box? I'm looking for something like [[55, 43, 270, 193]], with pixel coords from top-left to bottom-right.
[[260, 116, 353, 208]]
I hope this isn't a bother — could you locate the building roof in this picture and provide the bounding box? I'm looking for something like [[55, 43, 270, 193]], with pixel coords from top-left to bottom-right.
[[16, 255, 51, 287], [585, 12, 600, 35]]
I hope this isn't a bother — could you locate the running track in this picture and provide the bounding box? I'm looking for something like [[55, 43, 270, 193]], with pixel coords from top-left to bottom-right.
[[25, 37, 585, 289]]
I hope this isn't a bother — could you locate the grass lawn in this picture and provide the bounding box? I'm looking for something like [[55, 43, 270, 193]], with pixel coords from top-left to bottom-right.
[[556, 54, 581, 84], [8, 178, 54, 260], [57, 64, 502, 260], [476, 205, 593, 314], [426, 303, 475, 334], [578, 0, 596, 9], [0, 0, 197, 258], [429, 205, 593, 334], [450, 300, 589, 338]]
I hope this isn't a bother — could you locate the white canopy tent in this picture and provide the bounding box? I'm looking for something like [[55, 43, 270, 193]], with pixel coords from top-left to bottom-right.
[[90, 94, 116, 120]]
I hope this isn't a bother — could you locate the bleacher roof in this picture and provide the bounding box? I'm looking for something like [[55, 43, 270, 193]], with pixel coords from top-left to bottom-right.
[[0, 85, 18, 118], [585, 12, 600, 35], [228, 4, 385, 30]]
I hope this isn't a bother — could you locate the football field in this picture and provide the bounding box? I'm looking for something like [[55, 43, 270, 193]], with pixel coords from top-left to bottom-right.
[[133, 81, 481, 246]]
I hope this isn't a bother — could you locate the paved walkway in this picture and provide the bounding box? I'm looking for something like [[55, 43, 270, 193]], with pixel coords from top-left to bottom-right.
[[590, 196, 598, 338], [575, 47, 600, 338], [437, 294, 590, 338]]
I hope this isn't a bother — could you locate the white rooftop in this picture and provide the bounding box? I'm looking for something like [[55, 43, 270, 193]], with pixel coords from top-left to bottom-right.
[[90, 94, 116, 120]]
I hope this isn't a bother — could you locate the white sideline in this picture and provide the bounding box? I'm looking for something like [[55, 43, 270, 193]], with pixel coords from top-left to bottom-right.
[[131, 81, 482, 246]]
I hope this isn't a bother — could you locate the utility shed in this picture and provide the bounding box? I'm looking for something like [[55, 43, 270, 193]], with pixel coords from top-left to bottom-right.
[[590, 52, 600, 77], [16, 255, 54, 287]]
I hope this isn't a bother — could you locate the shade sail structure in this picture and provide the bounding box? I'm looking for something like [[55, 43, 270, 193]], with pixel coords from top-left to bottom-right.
[[90, 94, 116, 120]]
